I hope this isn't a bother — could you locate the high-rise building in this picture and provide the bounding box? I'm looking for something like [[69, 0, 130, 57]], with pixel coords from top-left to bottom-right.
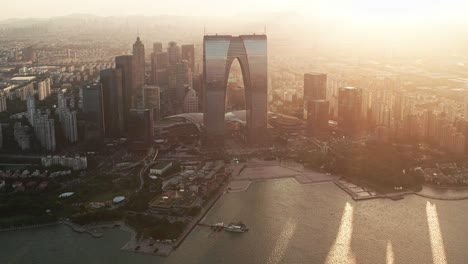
[[0, 95, 6, 112], [116, 55, 134, 116], [14, 122, 31, 150], [304, 73, 327, 100], [203, 35, 268, 147], [34, 114, 56, 151], [0, 124, 3, 149], [192, 73, 203, 111], [167, 41, 180, 65], [154, 52, 169, 86], [303, 73, 327, 119], [151, 42, 163, 85], [175, 60, 191, 102], [100, 68, 125, 137], [82, 83, 104, 139], [132, 37, 145, 101], [127, 109, 153, 144], [57, 91, 67, 109], [306, 99, 329, 134], [153, 42, 163, 54], [338, 87, 362, 136], [37, 79, 51, 101], [181, 44, 195, 73], [63, 109, 78, 143], [183, 87, 199, 113], [143, 85, 161, 121], [26, 95, 36, 126]]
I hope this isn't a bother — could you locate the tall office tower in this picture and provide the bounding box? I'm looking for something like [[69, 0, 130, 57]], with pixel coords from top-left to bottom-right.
[[167, 41, 181, 65], [127, 109, 153, 144], [192, 73, 203, 111], [63, 109, 78, 143], [183, 88, 199, 113], [306, 99, 329, 135], [82, 83, 104, 139], [143, 85, 161, 121], [116, 55, 134, 119], [132, 37, 145, 101], [100, 68, 125, 137], [153, 42, 163, 54], [203, 35, 268, 147], [26, 95, 36, 126], [181, 44, 195, 73], [150, 42, 163, 84], [0, 95, 6, 112], [303, 73, 327, 119], [155, 52, 169, 86], [175, 61, 191, 102], [338, 87, 362, 136]]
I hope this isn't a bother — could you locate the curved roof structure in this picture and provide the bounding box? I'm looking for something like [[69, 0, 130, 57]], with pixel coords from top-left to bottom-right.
[[163, 110, 247, 131]]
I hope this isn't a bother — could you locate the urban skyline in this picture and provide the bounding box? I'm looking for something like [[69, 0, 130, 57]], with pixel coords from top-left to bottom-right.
[[1, 5, 468, 264]]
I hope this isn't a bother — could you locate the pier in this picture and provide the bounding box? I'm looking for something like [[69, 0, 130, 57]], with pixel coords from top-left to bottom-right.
[[63, 221, 103, 238]]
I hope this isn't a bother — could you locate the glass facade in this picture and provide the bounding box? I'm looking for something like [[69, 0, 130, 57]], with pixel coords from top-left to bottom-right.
[[203, 35, 268, 147]]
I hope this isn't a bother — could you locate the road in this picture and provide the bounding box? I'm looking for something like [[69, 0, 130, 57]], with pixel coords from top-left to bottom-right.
[[136, 149, 159, 192]]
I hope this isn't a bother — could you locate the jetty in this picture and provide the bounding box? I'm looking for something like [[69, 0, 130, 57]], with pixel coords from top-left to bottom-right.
[[63, 221, 103, 238]]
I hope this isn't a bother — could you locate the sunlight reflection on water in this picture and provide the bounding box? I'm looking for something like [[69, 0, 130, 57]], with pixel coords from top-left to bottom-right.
[[426, 202, 448, 264], [325, 202, 356, 264]]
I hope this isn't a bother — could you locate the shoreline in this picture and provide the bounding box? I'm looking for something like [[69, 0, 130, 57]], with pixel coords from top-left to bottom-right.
[[3, 171, 468, 258]]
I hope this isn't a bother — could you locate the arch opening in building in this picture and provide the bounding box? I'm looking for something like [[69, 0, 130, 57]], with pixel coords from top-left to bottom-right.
[[203, 34, 268, 148]]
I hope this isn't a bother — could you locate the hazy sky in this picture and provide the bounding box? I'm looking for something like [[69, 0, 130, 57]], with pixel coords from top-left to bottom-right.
[[2, 0, 468, 23]]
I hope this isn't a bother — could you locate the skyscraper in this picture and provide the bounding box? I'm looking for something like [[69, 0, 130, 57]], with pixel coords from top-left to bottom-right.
[[26, 95, 36, 126], [82, 83, 104, 139], [183, 87, 199, 113], [181, 44, 195, 73], [151, 42, 163, 85], [34, 113, 56, 151], [0, 94, 6, 112], [155, 52, 169, 86], [167, 41, 180, 65], [128, 109, 153, 144], [116, 55, 134, 120], [306, 99, 329, 134], [303, 73, 327, 119], [143, 85, 161, 121], [153, 42, 163, 54], [132, 37, 145, 101], [100, 68, 125, 137], [175, 60, 190, 102], [338, 87, 362, 136], [203, 34, 268, 147], [62, 109, 78, 143]]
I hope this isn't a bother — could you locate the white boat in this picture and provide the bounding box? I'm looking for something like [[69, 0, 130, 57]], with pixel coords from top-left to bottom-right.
[[225, 222, 249, 233]]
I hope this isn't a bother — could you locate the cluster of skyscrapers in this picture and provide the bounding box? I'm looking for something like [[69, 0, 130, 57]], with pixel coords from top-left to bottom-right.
[[303, 73, 468, 155], [88, 37, 199, 145]]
